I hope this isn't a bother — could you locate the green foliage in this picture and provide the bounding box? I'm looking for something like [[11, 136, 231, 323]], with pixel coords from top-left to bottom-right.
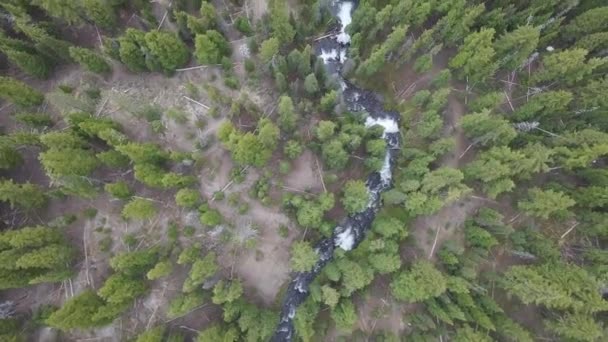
[[45, 290, 108, 330], [82, 0, 117, 29], [321, 285, 340, 308], [110, 249, 158, 276], [183, 253, 218, 292], [136, 326, 166, 342], [533, 48, 606, 85], [372, 215, 407, 240], [2, 49, 50, 79], [494, 26, 540, 70], [0, 77, 44, 107], [175, 188, 200, 208], [146, 260, 173, 280], [322, 139, 349, 169], [212, 280, 243, 305], [197, 324, 239, 342], [284, 140, 303, 160], [259, 38, 279, 64], [278, 95, 297, 132], [199, 206, 222, 226], [168, 291, 206, 318], [98, 273, 147, 304], [518, 188, 575, 220], [546, 313, 604, 342], [316, 120, 337, 142], [290, 241, 318, 272], [320, 90, 338, 113], [118, 29, 148, 72], [391, 260, 447, 302], [177, 245, 201, 265], [69, 47, 110, 74], [234, 16, 253, 36], [194, 30, 231, 64], [122, 198, 157, 220], [331, 300, 357, 333], [104, 181, 132, 200], [13, 112, 53, 127], [144, 31, 190, 73], [563, 6, 608, 39], [341, 180, 369, 214], [97, 150, 130, 168], [460, 110, 517, 147], [0, 225, 74, 289], [502, 263, 608, 313], [269, 0, 295, 43], [303, 73, 319, 95], [0, 180, 47, 210], [449, 28, 498, 83]]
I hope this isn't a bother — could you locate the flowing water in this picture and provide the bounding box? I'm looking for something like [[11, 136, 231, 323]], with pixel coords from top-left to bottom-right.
[[271, 1, 400, 340]]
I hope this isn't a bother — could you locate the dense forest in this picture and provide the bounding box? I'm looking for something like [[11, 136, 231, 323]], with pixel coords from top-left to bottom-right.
[[0, 0, 607, 341]]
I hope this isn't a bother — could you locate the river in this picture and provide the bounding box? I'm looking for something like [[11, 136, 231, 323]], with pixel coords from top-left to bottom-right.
[[271, 1, 400, 340]]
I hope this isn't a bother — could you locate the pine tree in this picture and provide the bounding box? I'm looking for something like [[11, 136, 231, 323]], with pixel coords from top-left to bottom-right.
[[277, 95, 297, 131], [14, 20, 72, 61], [534, 48, 606, 85], [563, 6, 608, 40], [391, 260, 447, 302], [449, 28, 498, 83], [121, 198, 157, 220], [0, 77, 44, 107], [144, 31, 190, 73], [494, 25, 540, 70], [518, 188, 575, 220], [269, 0, 295, 44], [0, 180, 47, 209], [82, 0, 117, 29], [183, 253, 218, 292], [45, 290, 108, 330], [194, 31, 231, 64], [460, 109, 517, 147], [3, 49, 50, 78], [290, 241, 318, 272], [33, 0, 83, 24], [341, 180, 369, 214], [118, 28, 147, 72], [69, 47, 111, 74]]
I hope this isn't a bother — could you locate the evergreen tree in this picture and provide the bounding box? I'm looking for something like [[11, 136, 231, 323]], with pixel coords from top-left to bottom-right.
[[341, 180, 369, 214], [194, 30, 230, 65], [69, 47, 111, 74], [144, 31, 190, 73], [269, 0, 295, 44], [534, 48, 606, 85], [449, 28, 498, 83], [518, 188, 575, 220], [563, 6, 608, 40], [83, 0, 117, 29], [494, 25, 540, 70], [45, 290, 108, 330], [259, 38, 279, 64], [183, 253, 218, 292], [122, 198, 157, 220], [0, 180, 47, 209], [118, 29, 147, 72], [391, 260, 447, 302], [14, 20, 72, 61], [290, 241, 318, 272], [0, 77, 44, 107], [3, 49, 50, 78], [460, 109, 517, 147], [33, 0, 83, 24], [277, 95, 297, 131]]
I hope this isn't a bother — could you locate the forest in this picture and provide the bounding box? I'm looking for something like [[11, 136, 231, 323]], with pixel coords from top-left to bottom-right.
[[0, 0, 607, 341]]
